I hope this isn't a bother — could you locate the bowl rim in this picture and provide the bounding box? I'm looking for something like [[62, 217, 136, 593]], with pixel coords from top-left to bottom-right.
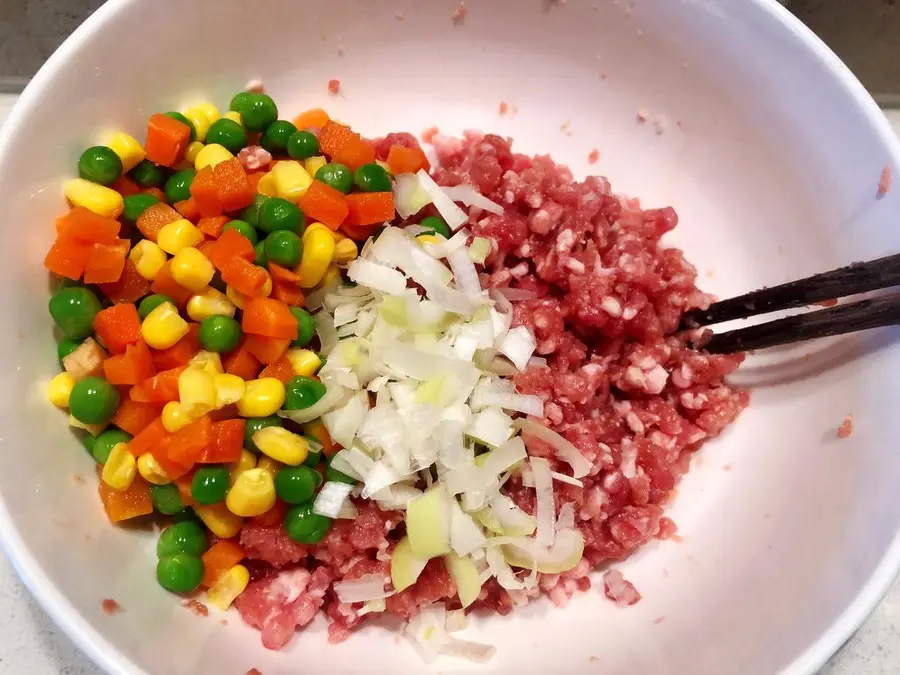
[[1, 0, 899, 673]]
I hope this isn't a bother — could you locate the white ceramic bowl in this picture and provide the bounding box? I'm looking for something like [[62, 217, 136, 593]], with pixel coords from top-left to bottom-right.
[[1, 0, 899, 673]]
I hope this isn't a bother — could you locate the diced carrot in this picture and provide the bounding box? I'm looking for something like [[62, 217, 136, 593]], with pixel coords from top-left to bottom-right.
[[111, 175, 141, 198], [83, 239, 130, 284], [150, 324, 200, 370], [259, 355, 295, 382], [173, 471, 196, 506], [111, 398, 160, 436], [223, 338, 261, 380], [318, 121, 358, 158], [249, 499, 289, 528], [150, 261, 193, 307], [99, 477, 153, 523], [219, 257, 269, 297], [150, 436, 193, 480], [244, 335, 290, 365], [242, 297, 298, 340], [93, 303, 142, 354], [132, 366, 185, 405], [339, 222, 380, 241], [98, 260, 152, 304], [167, 415, 213, 466], [136, 202, 181, 242], [268, 263, 302, 285], [141, 186, 167, 203], [145, 113, 191, 167], [272, 279, 305, 306], [304, 419, 338, 457], [333, 137, 376, 171], [201, 540, 246, 587], [44, 236, 92, 280], [292, 108, 330, 131], [344, 192, 395, 227], [299, 180, 348, 230], [127, 417, 168, 457], [174, 197, 200, 222], [207, 227, 255, 271], [104, 341, 156, 385], [214, 157, 254, 212], [197, 215, 230, 238], [247, 171, 266, 192], [190, 166, 223, 218], [200, 419, 246, 464], [56, 207, 121, 243], [386, 144, 430, 174]]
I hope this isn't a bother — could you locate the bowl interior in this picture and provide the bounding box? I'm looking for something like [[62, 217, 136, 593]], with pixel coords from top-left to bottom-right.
[[1, 0, 899, 673]]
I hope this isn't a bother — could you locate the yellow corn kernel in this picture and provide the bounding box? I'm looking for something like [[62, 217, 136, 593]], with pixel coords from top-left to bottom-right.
[[222, 111, 242, 124], [170, 247, 215, 292], [141, 302, 189, 349], [68, 415, 106, 437], [194, 502, 244, 539], [137, 453, 171, 485], [316, 263, 341, 290], [161, 401, 192, 433], [157, 218, 204, 255], [272, 161, 313, 202], [178, 367, 217, 417], [106, 131, 145, 172], [226, 468, 277, 517], [195, 102, 221, 123], [255, 456, 282, 479], [184, 141, 205, 164], [190, 350, 224, 375], [333, 238, 359, 264], [225, 285, 247, 310], [229, 449, 257, 485], [286, 349, 321, 377], [297, 228, 335, 289], [214, 373, 245, 409], [187, 287, 236, 322], [194, 143, 233, 170], [63, 178, 124, 218], [303, 222, 340, 243], [183, 104, 219, 142], [237, 378, 285, 418], [304, 155, 327, 178], [256, 171, 277, 197], [416, 234, 444, 247], [47, 372, 76, 408], [128, 239, 167, 281], [207, 564, 250, 610], [252, 427, 309, 466], [101, 443, 137, 491]]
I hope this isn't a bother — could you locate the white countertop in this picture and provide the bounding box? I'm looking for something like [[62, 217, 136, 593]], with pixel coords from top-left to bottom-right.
[[1, 94, 899, 675]]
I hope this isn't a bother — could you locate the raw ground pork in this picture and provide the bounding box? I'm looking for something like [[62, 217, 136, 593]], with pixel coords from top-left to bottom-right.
[[235, 131, 748, 646]]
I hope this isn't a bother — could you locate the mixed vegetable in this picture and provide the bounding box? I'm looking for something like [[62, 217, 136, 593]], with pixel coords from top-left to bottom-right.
[[44, 87, 585, 656]]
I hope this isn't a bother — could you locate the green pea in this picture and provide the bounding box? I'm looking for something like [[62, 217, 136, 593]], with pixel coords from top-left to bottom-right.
[[206, 118, 248, 154], [92, 428, 132, 464], [49, 286, 102, 340], [325, 457, 356, 484], [137, 294, 175, 320], [198, 315, 242, 353], [80, 433, 96, 456], [229, 91, 254, 114], [78, 146, 123, 186], [191, 465, 231, 504], [122, 193, 159, 222], [275, 466, 323, 504], [315, 163, 353, 194], [353, 163, 392, 193], [286, 131, 319, 161], [264, 230, 302, 268], [129, 159, 167, 188], [69, 376, 120, 425], [157, 521, 208, 558], [419, 215, 451, 238], [261, 120, 298, 155], [156, 554, 205, 594], [284, 376, 327, 410], [236, 93, 278, 133], [149, 484, 184, 515], [244, 416, 282, 452], [163, 111, 197, 142], [259, 197, 303, 234], [284, 503, 332, 544], [173, 507, 202, 524], [254, 240, 268, 268], [289, 307, 316, 347], [242, 194, 270, 228], [57, 337, 82, 362], [221, 219, 257, 246], [164, 169, 196, 204]]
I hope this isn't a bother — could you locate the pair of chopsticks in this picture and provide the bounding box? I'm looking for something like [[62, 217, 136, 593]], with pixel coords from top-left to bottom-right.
[[680, 253, 900, 354]]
